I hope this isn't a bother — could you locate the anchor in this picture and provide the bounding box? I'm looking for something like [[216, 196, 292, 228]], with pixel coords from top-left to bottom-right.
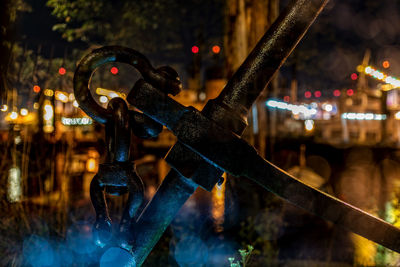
[[74, 0, 400, 266]]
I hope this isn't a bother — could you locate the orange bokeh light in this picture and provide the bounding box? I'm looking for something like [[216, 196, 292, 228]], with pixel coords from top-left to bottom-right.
[[383, 61, 390, 69], [212, 45, 221, 54]]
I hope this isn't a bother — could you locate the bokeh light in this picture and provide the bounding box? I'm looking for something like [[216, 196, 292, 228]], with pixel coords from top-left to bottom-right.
[[383, 60, 390, 69], [283, 96, 290, 102], [110, 67, 119, 75], [23, 235, 55, 266], [174, 234, 208, 265], [100, 247, 136, 267], [346, 89, 354, 96], [212, 45, 221, 54], [191, 45, 199, 54], [333, 89, 341, 97], [58, 67, 66, 75]]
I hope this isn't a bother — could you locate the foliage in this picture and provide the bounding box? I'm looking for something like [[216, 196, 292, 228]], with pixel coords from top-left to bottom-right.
[[46, 0, 224, 57], [6, 44, 84, 102], [228, 245, 254, 267], [375, 188, 400, 266], [1, 0, 32, 101], [234, 192, 282, 264]]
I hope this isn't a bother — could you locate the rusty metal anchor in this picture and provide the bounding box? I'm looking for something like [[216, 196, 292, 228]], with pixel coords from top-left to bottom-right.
[[74, 47, 180, 249], [74, 0, 400, 266]]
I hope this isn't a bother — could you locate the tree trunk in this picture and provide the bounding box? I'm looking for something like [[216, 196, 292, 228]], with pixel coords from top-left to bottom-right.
[[0, 0, 15, 103], [225, 0, 279, 156]]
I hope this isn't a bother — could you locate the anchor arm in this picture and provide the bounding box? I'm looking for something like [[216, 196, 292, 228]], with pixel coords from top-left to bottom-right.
[[130, 74, 400, 254], [126, 0, 329, 265], [73, 0, 331, 264]]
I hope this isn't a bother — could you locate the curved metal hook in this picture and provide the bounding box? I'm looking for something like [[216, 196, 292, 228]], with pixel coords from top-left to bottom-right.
[[73, 45, 181, 124]]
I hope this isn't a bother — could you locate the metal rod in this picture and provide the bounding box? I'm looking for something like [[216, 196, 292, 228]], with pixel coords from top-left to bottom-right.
[[168, 110, 400, 252], [247, 156, 400, 253], [128, 1, 329, 265], [130, 169, 197, 265], [129, 64, 400, 259], [216, 0, 329, 119]]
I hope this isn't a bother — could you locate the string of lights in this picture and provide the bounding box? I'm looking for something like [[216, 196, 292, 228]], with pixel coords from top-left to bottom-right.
[[361, 65, 400, 89], [342, 112, 386, 121], [265, 99, 317, 118]]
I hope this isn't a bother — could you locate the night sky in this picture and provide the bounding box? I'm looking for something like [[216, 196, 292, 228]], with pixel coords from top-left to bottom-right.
[[15, 0, 86, 58], [13, 0, 400, 96], [284, 0, 400, 95]]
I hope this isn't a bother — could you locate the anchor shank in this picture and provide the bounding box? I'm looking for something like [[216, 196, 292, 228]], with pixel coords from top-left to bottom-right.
[[246, 155, 400, 253], [129, 169, 198, 265], [173, 110, 400, 253], [215, 0, 329, 119], [126, 0, 330, 265]]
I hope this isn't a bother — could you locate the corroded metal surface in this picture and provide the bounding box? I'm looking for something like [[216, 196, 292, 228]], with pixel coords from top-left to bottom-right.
[[72, 0, 400, 266], [73, 47, 178, 252], [89, 97, 145, 249], [127, 0, 331, 265], [130, 81, 400, 253], [73, 46, 181, 124]]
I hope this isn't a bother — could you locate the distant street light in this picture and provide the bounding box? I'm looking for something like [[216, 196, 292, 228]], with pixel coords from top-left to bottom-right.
[[10, 111, 18, 120], [58, 67, 66, 75], [110, 67, 119, 75], [395, 111, 400, 120], [305, 119, 314, 131], [383, 61, 390, 69], [346, 89, 354, 96], [191, 45, 199, 54], [333, 89, 341, 97], [20, 108, 28, 116], [212, 45, 221, 54], [99, 96, 108, 103]]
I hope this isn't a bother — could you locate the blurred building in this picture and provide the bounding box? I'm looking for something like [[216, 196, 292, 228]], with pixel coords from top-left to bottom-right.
[[265, 86, 400, 147]]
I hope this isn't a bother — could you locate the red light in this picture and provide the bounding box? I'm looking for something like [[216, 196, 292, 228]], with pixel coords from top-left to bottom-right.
[[110, 67, 119, 75], [283, 96, 290, 102], [33, 85, 41, 93], [333, 89, 341, 97], [346, 89, 354, 96], [314, 91, 321, 98], [58, 67, 66, 75], [212, 45, 221, 54], [351, 73, 358, 80], [305, 91, 311, 98], [191, 46, 199, 54]]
